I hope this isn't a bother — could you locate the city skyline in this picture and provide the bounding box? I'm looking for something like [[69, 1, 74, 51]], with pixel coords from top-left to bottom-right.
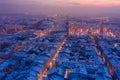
[[0, 0, 120, 16], [0, 1, 120, 80]]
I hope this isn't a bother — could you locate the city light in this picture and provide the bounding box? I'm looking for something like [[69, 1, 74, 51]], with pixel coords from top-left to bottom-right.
[[68, 25, 117, 38], [0, 1, 120, 79]]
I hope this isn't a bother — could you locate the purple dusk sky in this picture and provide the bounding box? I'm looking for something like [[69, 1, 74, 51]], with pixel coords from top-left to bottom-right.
[[0, 0, 120, 16]]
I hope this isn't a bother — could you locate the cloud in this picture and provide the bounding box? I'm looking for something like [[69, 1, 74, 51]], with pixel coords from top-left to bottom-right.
[[0, 0, 120, 16], [53, 0, 120, 7]]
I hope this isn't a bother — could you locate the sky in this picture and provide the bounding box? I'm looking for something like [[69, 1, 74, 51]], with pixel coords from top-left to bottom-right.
[[0, 0, 120, 16]]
